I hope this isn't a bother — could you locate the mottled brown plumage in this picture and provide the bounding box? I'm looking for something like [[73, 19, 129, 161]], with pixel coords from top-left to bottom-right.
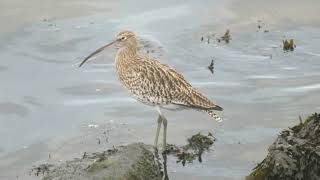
[[79, 30, 223, 150]]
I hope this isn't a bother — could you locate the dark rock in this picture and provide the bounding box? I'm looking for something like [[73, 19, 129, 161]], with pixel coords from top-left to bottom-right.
[[42, 143, 162, 180], [246, 113, 320, 180]]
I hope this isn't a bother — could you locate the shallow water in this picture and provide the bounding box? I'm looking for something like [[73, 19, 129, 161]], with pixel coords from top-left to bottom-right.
[[0, 0, 320, 179]]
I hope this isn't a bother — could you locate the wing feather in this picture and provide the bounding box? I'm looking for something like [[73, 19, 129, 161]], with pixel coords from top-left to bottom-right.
[[122, 55, 222, 111]]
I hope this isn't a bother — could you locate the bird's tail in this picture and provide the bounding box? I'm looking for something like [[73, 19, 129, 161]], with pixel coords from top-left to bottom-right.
[[207, 110, 223, 122]]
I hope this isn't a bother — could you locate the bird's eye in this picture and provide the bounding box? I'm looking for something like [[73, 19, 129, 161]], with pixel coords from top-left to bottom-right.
[[121, 36, 127, 40]]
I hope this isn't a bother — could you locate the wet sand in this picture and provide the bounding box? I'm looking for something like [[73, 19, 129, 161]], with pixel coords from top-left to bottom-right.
[[0, 0, 320, 179]]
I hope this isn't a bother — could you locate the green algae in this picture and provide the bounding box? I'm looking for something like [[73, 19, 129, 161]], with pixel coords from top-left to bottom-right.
[[165, 132, 216, 166], [221, 29, 231, 43], [283, 39, 295, 51]]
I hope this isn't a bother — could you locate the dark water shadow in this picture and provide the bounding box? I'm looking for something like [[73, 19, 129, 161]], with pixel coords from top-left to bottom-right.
[[0, 102, 29, 117]]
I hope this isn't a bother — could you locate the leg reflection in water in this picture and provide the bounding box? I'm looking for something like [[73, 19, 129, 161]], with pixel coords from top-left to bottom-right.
[[154, 149, 169, 180], [162, 153, 169, 180]]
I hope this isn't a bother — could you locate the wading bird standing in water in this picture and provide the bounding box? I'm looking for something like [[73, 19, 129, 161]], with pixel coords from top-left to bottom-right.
[[79, 31, 223, 150]]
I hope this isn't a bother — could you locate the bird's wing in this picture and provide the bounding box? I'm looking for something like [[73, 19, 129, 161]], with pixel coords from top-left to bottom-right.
[[126, 56, 222, 111]]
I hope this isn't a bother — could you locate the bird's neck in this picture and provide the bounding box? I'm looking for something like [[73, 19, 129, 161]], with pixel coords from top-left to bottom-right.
[[116, 46, 137, 61], [115, 46, 138, 74]]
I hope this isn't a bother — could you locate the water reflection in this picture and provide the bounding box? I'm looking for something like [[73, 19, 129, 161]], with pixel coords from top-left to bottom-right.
[[162, 153, 169, 180], [154, 148, 170, 180]]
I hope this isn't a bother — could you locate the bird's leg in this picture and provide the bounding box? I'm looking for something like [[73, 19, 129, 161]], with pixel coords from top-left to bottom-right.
[[154, 115, 162, 149], [162, 115, 168, 151]]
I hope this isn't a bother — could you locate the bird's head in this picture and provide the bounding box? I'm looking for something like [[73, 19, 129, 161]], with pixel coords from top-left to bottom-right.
[[114, 31, 137, 49], [79, 30, 137, 67]]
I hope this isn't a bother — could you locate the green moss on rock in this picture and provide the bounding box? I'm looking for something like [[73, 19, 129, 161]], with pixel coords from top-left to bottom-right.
[[245, 161, 271, 180]]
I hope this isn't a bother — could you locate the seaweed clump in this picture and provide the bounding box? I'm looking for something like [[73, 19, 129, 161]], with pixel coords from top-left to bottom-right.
[[283, 39, 296, 51], [221, 29, 231, 43], [216, 29, 231, 43], [164, 132, 216, 166], [246, 113, 320, 180]]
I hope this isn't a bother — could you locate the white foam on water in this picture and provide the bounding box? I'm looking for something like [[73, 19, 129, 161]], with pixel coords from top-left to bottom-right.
[[283, 83, 320, 93], [282, 67, 298, 70], [64, 97, 134, 106], [248, 75, 280, 79], [304, 51, 320, 57]]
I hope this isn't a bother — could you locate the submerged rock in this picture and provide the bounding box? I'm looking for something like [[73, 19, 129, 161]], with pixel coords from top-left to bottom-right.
[[42, 143, 162, 180], [246, 113, 320, 180]]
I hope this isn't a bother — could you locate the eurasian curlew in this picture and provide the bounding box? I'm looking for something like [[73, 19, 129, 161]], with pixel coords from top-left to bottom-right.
[[79, 31, 223, 150]]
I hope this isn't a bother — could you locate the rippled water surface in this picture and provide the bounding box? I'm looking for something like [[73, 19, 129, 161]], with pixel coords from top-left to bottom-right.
[[0, 0, 320, 179]]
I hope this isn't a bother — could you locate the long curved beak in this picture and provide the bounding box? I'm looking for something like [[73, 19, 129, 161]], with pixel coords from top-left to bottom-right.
[[79, 41, 116, 67]]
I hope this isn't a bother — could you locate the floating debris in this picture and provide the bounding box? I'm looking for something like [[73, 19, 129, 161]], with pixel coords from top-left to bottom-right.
[[256, 20, 270, 33], [208, 59, 214, 74], [283, 39, 296, 51]]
